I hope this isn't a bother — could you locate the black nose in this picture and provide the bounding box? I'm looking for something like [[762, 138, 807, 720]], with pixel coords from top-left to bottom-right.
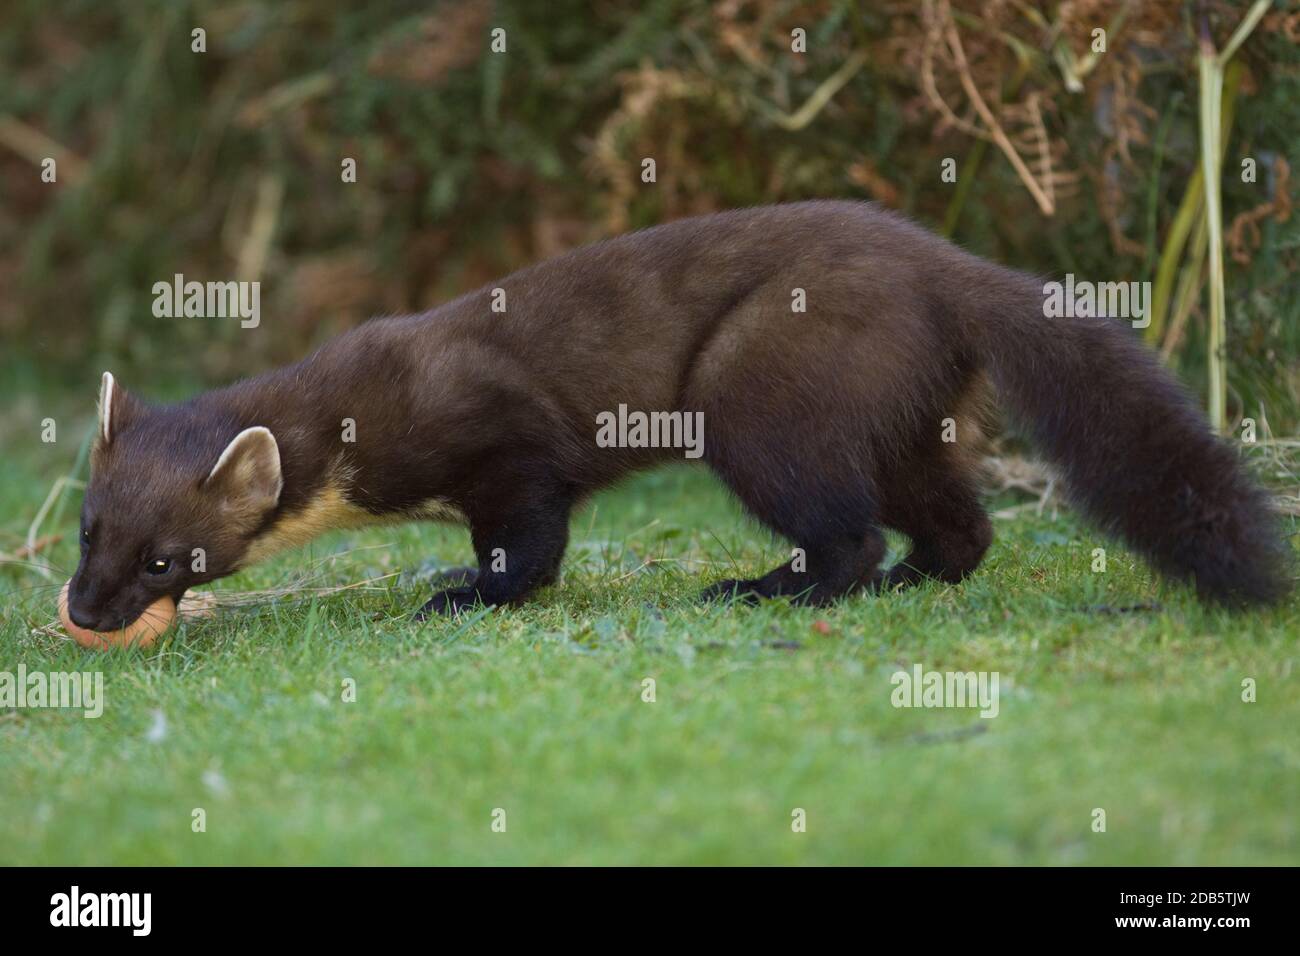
[[67, 602, 100, 630]]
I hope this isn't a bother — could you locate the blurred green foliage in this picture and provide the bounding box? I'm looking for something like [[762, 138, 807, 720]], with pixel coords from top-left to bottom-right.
[[1, 0, 1297, 429]]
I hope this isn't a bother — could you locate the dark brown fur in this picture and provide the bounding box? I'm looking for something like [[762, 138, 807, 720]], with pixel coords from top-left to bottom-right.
[[68, 201, 1290, 628]]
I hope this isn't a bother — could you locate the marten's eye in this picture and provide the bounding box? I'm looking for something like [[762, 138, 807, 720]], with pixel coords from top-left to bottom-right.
[[145, 557, 173, 576], [80, 528, 90, 546]]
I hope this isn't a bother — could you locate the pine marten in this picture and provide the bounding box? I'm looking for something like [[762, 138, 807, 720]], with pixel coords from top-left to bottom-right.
[[66, 201, 1290, 629]]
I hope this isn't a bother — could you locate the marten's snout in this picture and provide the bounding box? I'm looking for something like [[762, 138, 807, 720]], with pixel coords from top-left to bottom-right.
[[67, 599, 114, 632], [66, 573, 135, 632], [66, 581, 109, 631], [67, 603, 98, 630]]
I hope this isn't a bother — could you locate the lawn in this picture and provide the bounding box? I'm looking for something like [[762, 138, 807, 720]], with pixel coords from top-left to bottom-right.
[[1, 417, 1297, 865]]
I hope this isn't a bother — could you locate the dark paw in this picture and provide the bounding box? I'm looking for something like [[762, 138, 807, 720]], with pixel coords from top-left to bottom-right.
[[699, 578, 763, 605], [415, 585, 487, 620]]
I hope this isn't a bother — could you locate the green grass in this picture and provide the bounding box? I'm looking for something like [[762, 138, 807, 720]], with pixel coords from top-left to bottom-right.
[[1, 441, 1298, 865]]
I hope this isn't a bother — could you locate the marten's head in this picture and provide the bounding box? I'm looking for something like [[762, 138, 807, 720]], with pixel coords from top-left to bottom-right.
[[66, 372, 282, 631]]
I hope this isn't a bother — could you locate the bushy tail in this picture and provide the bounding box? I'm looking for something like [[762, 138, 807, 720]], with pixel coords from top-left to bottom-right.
[[968, 271, 1291, 606]]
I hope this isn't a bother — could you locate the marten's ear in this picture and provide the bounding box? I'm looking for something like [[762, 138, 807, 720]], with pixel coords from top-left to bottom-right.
[[203, 426, 283, 517], [96, 371, 144, 448]]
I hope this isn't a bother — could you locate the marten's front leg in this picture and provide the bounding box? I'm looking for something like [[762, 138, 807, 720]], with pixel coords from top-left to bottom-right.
[[416, 489, 571, 619]]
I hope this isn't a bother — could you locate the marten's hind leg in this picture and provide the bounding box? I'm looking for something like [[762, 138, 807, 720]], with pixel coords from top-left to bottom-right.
[[875, 371, 994, 590], [700, 453, 887, 606], [701, 529, 887, 606], [879, 461, 992, 590]]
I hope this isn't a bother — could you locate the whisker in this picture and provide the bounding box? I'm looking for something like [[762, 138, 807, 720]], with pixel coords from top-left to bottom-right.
[[200, 572, 402, 610], [0, 557, 74, 575], [0, 579, 66, 593]]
